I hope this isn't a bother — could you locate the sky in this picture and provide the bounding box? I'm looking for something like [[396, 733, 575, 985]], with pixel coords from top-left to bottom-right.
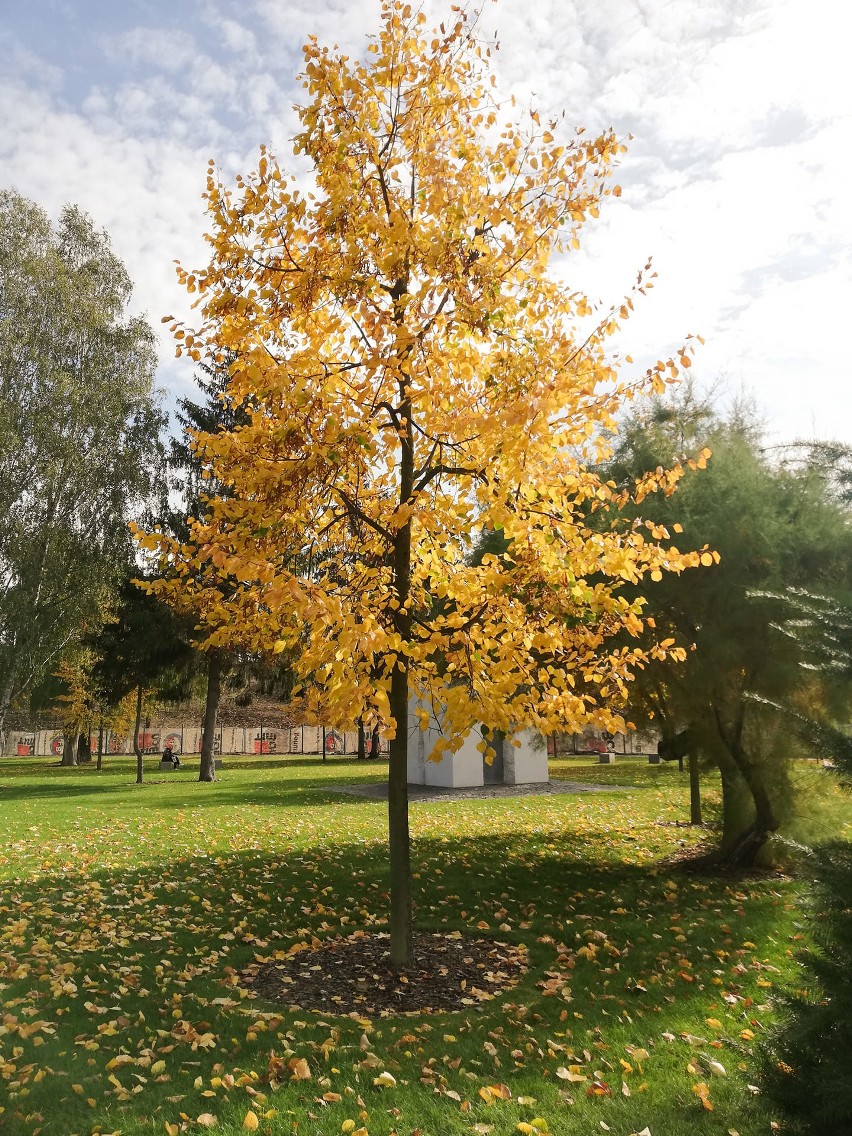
[[1, 0, 849, 446]]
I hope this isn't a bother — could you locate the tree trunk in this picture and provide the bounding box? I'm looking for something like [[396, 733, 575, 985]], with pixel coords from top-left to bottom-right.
[[199, 650, 224, 782], [713, 706, 778, 867], [132, 684, 144, 784], [96, 721, 104, 771], [61, 733, 77, 766], [722, 759, 778, 868], [357, 717, 366, 761], [688, 752, 702, 824], [0, 669, 15, 755], [388, 369, 414, 970], [77, 731, 92, 763], [371, 724, 380, 758], [388, 657, 412, 970]]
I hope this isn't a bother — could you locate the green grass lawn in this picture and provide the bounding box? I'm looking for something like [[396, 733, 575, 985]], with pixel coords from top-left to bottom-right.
[[0, 753, 846, 1136]]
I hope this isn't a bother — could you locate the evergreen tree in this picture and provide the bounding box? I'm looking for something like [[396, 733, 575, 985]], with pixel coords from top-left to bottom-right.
[[167, 355, 248, 780], [607, 388, 852, 865], [759, 592, 852, 1133], [91, 575, 194, 784]]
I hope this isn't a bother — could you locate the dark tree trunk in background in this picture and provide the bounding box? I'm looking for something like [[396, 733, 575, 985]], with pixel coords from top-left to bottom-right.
[[357, 717, 366, 761], [371, 724, 381, 759], [96, 721, 104, 770], [714, 706, 779, 868], [77, 731, 92, 763], [132, 684, 144, 784], [688, 752, 702, 825], [61, 733, 77, 766], [199, 650, 224, 782], [0, 668, 17, 749]]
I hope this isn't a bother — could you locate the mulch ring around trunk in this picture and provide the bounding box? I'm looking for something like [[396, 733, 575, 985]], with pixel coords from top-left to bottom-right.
[[242, 930, 529, 1017]]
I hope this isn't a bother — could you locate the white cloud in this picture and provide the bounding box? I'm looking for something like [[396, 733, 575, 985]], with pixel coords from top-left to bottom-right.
[[103, 27, 199, 73], [0, 0, 850, 444]]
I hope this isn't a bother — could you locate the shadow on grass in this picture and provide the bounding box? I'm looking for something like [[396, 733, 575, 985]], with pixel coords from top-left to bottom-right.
[[0, 755, 390, 806], [0, 819, 794, 1136]]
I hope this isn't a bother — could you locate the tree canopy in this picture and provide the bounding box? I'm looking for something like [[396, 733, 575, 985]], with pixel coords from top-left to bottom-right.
[[608, 387, 852, 863], [138, 1, 711, 964], [0, 190, 165, 738]]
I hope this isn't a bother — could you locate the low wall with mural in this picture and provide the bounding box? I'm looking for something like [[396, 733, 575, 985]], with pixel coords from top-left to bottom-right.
[[4, 724, 389, 758]]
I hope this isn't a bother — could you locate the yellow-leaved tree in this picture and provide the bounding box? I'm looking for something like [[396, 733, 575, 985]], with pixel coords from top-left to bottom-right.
[[139, 2, 711, 967]]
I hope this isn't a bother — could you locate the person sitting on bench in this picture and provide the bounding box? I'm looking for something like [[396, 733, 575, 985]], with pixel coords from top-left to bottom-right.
[[162, 744, 180, 768]]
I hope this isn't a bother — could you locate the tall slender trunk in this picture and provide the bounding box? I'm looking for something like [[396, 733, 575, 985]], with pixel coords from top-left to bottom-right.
[[199, 650, 224, 782], [688, 752, 702, 824], [132, 685, 144, 785], [388, 657, 412, 970], [357, 717, 366, 761], [0, 667, 17, 748], [388, 377, 414, 971], [371, 723, 380, 758], [96, 721, 104, 771]]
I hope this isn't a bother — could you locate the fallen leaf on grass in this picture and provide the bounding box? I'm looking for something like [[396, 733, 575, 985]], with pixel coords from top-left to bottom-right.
[[692, 1083, 713, 1111], [288, 1057, 311, 1080], [478, 1083, 511, 1103], [586, 1080, 612, 1097], [555, 1067, 586, 1083]]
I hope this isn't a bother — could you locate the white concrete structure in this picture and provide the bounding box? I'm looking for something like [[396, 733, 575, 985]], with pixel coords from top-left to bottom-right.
[[406, 699, 549, 788], [503, 727, 549, 785]]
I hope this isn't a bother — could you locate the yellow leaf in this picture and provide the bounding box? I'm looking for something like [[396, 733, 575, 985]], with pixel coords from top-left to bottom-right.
[[106, 1054, 134, 1070], [288, 1057, 311, 1080], [243, 1112, 259, 1131], [692, 1083, 713, 1111], [373, 1071, 396, 1087], [556, 1067, 586, 1082]]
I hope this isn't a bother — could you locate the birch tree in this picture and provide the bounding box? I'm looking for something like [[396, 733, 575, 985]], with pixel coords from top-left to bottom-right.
[[0, 191, 164, 740]]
